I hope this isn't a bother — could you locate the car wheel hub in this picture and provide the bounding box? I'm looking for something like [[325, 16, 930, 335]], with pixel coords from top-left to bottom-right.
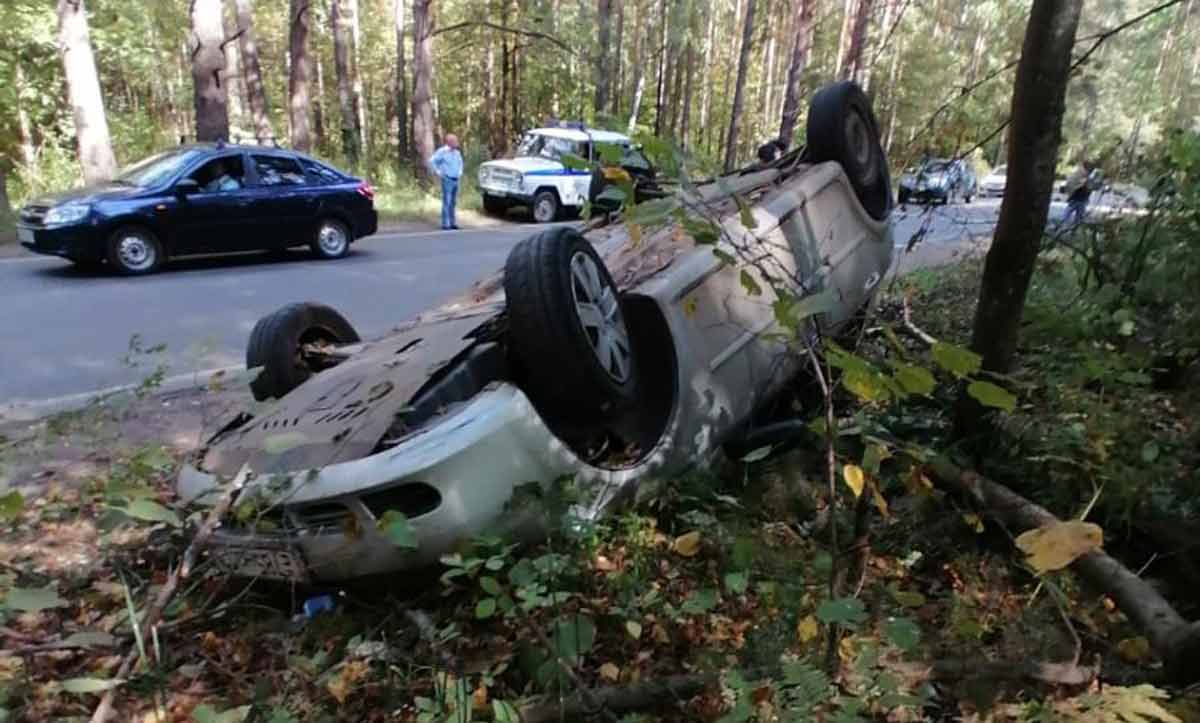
[[569, 251, 632, 383], [535, 199, 554, 222], [117, 235, 154, 271], [318, 223, 347, 254], [845, 112, 877, 184]]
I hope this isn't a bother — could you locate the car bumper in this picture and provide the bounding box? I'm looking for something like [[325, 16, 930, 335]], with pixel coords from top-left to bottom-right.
[[16, 224, 104, 261], [178, 384, 635, 581], [900, 188, 949, 203], [479, 185, 533, 204]]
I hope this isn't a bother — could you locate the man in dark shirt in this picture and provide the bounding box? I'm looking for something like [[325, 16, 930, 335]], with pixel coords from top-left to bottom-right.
[[1064, 161, 1093, 226]]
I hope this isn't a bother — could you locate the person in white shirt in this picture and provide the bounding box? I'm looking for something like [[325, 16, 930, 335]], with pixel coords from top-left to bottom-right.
[[429, 134, 464, 230]]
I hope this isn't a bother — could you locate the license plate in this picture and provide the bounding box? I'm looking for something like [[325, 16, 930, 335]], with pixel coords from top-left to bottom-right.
[[17, 227, 34, 244], [210, 543, 309, 582]]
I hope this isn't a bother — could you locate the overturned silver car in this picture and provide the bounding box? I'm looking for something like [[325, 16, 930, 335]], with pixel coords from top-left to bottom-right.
[[178, 82, 895, 582]]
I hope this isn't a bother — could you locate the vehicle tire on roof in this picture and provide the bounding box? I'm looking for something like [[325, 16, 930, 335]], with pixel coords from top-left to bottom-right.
[[310, 217, 351, 259], [246, 302, 360, 402], [504, 226, 638, 421], [106, 225, 164, 275], [530, 189, 560, 223], [806, 81, 891, 221]]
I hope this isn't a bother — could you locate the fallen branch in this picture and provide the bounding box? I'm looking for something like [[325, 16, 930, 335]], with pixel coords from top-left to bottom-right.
[[517, 674, 715, 723], [928, 458, 1200, 683], [901, 295, 938, 346], [929, 658, 1098, 686], [88, 467, 251, 723]]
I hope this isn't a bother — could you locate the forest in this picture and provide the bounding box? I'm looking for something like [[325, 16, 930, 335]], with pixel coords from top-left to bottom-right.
[[2, 1, 1200, 722]]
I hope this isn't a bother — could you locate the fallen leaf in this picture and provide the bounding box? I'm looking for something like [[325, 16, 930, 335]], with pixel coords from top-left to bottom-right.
[[843, 464, 865, 498], [326, 660, 369, 704], [962, 513, 984, 533], [62, 677, 123, 694], [904, 468, 934, 497], [672, 531, 702, 557], [4, 586, 66, 612], [599, 663, 621, 682], [473, 684, 489, 710], [796, 615, 819, 644], [1015, 520, 1104, 573], [683, 296, 698, 317], [1116, 636, 1153, 664], [625, 620, 643, 640]]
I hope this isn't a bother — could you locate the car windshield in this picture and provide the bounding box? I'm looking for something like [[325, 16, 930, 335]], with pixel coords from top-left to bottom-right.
[[117, 149, 207, 187], [517, 133, 582, 162], [992, 165, 1007, 176], [923, 161, 950, 173]]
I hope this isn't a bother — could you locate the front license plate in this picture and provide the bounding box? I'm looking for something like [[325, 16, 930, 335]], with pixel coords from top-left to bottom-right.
[[17, 227, 34, 244], [211, 543, 309, 582]]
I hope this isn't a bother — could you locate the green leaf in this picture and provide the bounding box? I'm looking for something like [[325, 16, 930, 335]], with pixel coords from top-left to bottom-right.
[[732, 193, 757, 230], [884, 617, 921, 652], [508, 558, 536, 587], [492, 700, 520, 723], [560, 152, 591, 171], [475, 597, 497, 619], [681, 588, 719, 614], [816, 597, 867, 627], [625, 620, 643, 639], [774, 290, 838, 330], [551, 614, 596, 662], [628, 197, 677, 226], [739, 269, 762, 296], [724, 572, 749, 594], [124, 498, 181, 527], [931, 342, 981, 378], [265, 708, 299, 723], [377, 510, 419, 549], [596, 143, 624, 165], [192, 704, 252, 723], [890, 362, 936, 396], [61, 677, 123, 694], [966, 381, 1017, 412], [262, 431, 308, 455], [739, 446, 772, 463], [479, 576, 503, 596], [681, 215, 722, 244], [61, 631, 117, 648], [4, 586, 66, 612], [0, 490, 24, 521], [712, 248, 737, 266], [842, 368, 892, 403]]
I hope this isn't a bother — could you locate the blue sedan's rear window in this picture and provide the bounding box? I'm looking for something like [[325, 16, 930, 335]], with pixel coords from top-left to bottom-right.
[[299, 158, 346, 185]]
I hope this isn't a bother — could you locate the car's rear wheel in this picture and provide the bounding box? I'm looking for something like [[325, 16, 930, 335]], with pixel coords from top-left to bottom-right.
[[504, 226, 638, 421], [246, 302, 360, 401], [483, 194, 509, 216], [806, 81, 891, 221], [311, 218, 351, 259], [531, 190, 560, 223], [106, 226, 164, 275]]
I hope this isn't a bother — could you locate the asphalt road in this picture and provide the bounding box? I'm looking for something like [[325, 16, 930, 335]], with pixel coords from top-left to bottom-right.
[[0, 194, 1099, 408]]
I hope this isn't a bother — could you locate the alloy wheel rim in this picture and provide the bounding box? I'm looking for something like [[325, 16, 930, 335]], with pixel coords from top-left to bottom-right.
[[845, 111, 877, 185], [117, 234, 155, 271], [535, 198, 555, 222], [569, 251, 632, 383], [318, 223, 347, 255]]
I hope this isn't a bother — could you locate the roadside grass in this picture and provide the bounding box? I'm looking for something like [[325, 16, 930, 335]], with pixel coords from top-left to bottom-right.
[[0, 208, 14, 246], [374, 178, 487, 228]]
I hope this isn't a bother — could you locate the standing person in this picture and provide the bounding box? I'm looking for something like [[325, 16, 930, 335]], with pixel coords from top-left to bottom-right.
[[429, 133, 463, 230], [1063, 160, 1092, 227]]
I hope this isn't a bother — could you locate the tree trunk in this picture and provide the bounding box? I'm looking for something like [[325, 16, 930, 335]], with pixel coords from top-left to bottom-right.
[[841, 0, 873, 82], [0, 166, 12, 220], [653, 0, 668, 135], [14, 60, 38, 170], [57, 0, 118, 182], [595, 0, 613, 114], [222, 6, 248, 132], [288, 0, 315, 152], [395, 0, 409, 163], [761, 2, 777, 137], [349, 0, 368, 159], [189, 0, 230, 143], [777, 0, 814, 148], [697, 0, 716, 146], [834, 0, 855, 79], [626, 6, 648, 134], [723, 0, 756, 172], [332, 0, 362, 167], [610, 0, 624, 116], [679, 41, 694, 149], [234, 0, 274, 142], [411, 0, 436, 182], [314, 51, 327, 146], [954, 0, 1083, 437]]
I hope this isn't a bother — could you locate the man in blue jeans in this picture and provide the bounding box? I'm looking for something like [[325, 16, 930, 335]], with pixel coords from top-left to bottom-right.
[[429, 134, 463, 230]]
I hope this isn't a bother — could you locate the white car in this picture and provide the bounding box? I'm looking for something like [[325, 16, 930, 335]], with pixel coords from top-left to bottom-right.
[[478, 125, 637, 223], [177, 82, 895, 583], [980, 164, 1006, 197]]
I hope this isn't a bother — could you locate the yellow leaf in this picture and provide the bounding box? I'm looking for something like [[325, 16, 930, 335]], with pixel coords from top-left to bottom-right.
[[683, 296, 698, 317], [628, 222, 643, 248], [672, 531, 702, 557], [599, 663, 621, 682], [871, 485, 890, 519], [962, 513, 984, 533], [473, 685, 489, 710], [843, 464, 865, 498], [1014, 520, 1104, 573], [1116, 636, 1153, 664], [326, 660, 369, 704], [904, 468, 934, 497], [796, 615, 819, 644]]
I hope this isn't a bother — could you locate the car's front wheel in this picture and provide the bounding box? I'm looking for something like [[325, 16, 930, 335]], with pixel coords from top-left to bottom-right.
[[246, 302, 361, 401], [530, 190, 560, 223], [106, 226, 164, 275], [311, 218, 351, 259], [504, 226, 638, 421], [806, 81, 891, 221]]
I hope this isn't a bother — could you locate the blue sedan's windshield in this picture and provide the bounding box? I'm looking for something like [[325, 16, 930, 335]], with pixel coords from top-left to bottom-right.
[[118, 149, 207, 187]]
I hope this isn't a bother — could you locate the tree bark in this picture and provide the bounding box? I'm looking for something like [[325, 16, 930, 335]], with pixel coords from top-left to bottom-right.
[[411, 0, 436, 182], [653, 0, 668, 135], [610, 0, 624, 116], [954, 0, 1083, 438], [57, 0, 118, 182], [234, 0, 274, 142], [777, 0, 814, 148], [348, 0, 368, 159], [332, 0, 362, 167], [222, 5, 249, 132], [288, 0, 315, 152], [834, 0, 855, 79], [13, 59, 38, 170], [0, 166, 12, 221], [314, 50, 327, 146], [189, 0, 230, 143], [679, 40, 694, 149], [697, 0, 716, 146], [761, 1, 778, 135], [395, 0, 409, 163], [841, 0, 874, 82], [626, 7, 648, 134], [594, 0, 613, 114], [723, 0, 756, 172]]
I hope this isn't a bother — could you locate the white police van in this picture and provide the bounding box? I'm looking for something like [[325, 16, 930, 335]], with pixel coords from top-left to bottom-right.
[[478, 123, 633, 223]]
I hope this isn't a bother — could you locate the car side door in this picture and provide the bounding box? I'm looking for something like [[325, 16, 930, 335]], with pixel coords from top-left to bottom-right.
[[170, 152, 256, 254], [243, 153, 315, 248]]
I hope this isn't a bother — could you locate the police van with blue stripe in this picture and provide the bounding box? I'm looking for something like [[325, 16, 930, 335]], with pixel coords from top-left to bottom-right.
[[477, 123, 636, 223]]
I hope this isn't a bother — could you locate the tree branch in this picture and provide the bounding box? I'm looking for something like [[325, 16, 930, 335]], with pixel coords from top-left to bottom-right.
[[431, 21, 576, 55]]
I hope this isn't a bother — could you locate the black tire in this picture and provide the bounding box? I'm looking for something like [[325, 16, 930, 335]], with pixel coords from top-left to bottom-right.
[[310, 218, 351, 259], [246, 302, 360, 401], [806, 81, 891, 221], [530, 189, 560, 223], [503, 227, 638, 420], [483, 194, 509, 216], [106, 226, 164, 275]]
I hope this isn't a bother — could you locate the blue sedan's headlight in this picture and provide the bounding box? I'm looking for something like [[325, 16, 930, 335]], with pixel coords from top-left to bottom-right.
[[44, 204, 91, 226]]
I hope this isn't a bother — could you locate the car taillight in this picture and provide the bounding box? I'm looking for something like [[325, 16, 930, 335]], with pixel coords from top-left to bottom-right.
[[357, 182, 375, 201]]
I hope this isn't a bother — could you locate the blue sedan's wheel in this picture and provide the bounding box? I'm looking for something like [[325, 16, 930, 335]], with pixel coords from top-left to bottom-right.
[[106, 226, 163, 275], [311, 218, 350, 259]]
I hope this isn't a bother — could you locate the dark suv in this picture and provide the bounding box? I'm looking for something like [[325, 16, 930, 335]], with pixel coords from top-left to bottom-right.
[[17, 143, 377, 274]]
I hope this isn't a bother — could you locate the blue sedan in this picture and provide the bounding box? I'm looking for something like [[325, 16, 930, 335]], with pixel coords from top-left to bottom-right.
[[16, 142, 378, 274]]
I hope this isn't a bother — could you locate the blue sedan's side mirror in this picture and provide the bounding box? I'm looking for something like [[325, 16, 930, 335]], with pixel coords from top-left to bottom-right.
[[175, 178, 200, 195]]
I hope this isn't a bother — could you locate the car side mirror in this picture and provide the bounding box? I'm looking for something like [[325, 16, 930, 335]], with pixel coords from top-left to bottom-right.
[[175, 179, 199, 196]]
